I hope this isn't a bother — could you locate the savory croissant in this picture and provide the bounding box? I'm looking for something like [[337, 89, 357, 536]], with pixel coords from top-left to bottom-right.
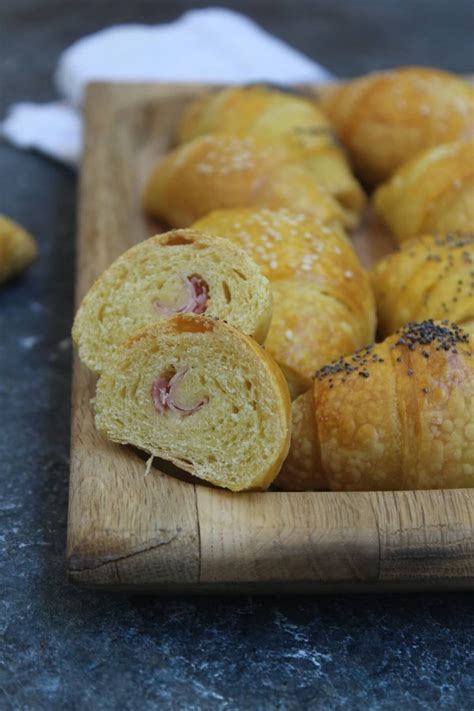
[[372, 234, 474, 337], [177, 84, 366, 223], [94, 315, 291, 492], [0, 214, 37, 284], [276, 321, 474, 491], [373, 140, 474, 241], [143, 134, 352, 230], [72, 229, 272, 373], [320, 66, 474, 184], [193, 208, 375, 396], [178, 84, 333, 144]]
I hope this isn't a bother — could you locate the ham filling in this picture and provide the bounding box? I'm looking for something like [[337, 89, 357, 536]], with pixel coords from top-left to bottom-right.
[[155, 275, 209, 315], [151, 368, 207, 416]]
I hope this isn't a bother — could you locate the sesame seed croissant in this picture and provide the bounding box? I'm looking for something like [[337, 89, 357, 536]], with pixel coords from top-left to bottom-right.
[[193, 208, 375, 397], [371, 234, 474, 337], [143, 134, 351, 230], [373, 140, 474, 242], [276, 321, 474, 491], [94, 315, 291, 492], [176, 84, 366, 223], [320, 67, 474, 184]]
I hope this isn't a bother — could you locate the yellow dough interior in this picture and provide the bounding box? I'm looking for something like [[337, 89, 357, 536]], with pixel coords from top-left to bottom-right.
[[95, 320, 290, 491], [73, 230, 272, 373]]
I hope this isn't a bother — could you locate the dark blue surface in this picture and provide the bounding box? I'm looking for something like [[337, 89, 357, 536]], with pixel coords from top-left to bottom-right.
[[1, 2, 473, 709]]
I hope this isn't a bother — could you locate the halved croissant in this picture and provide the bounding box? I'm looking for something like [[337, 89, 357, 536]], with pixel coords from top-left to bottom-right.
[[0, 214, 37, 284], [373, 140, 474, 242], [177, 84, 366, 222], [372, 234, 474, 337], [94, 315, 291, 492], [320, 67, 474, 184], [193, 208, 375, 396], [277, 321, 474, 491], [72, 229, 273, 373]]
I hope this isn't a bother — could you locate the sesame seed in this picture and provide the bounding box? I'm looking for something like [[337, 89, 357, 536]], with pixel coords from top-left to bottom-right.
[[196, 163, 213, 174]]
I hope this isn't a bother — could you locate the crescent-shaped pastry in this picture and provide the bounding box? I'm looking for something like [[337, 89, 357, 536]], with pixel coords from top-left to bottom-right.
[[143, 134, 351, 229], [371, 234, 474, 337], [320, 67, 474, 184], [277, 321, 474, 491], [373, 140, 474, 241], [177, 84, 365, 221], [178, 84, 333, 143], [193, 208, 375, 396]]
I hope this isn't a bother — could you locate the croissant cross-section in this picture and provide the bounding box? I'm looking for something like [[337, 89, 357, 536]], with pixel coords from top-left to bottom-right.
[[72, 229, 273, 374], [94, 315, 292, 492]]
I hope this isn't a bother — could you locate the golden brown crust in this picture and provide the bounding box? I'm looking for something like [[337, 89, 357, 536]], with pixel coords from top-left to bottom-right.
[[371, 234, 474, 337], [177, 85, 366, 222], [0, 214, 37, 284], [143, 134, 349, 229], [178, 85, 333, 143], [373, 140, 474, 241], [279, 321, 474, 491], [320, 67, 474, 184], [193, 208, 376, 396], [274, 390, 328, 490]]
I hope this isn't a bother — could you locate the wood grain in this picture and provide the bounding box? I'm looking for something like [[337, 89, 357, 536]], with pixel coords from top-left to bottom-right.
[[67, 83, 474, 591]]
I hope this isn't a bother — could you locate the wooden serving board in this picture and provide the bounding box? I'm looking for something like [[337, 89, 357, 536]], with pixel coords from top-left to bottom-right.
[[67, 83, 474, 592]]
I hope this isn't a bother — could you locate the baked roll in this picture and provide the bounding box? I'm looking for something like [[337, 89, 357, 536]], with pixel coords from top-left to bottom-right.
[[373, 140, 474, 241], [277, 321, 474, 491], [320, 67, 474, 184], [177, 85, 366, 223], [372, 234, 474, 337], [94, 315, 291, 491], [193, 208, 376, 396], [0, 214, 37, 284], [178, 84, 333, 144], [72, 229, 272, 374], [143, 134, 350, 230]]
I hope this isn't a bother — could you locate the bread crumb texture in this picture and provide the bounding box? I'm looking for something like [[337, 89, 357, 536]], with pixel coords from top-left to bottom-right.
[[94, 315, 291, 492], [72, 229, 272, 373]]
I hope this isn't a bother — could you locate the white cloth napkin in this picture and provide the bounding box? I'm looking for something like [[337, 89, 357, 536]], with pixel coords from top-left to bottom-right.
[[1, 8, 332, 167]]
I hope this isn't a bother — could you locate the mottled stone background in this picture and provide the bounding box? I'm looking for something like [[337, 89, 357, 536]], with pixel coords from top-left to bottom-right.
[[1, 2, 473, 709]]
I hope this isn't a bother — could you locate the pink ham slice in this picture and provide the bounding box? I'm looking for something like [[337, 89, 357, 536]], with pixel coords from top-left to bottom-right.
[[155, 275, 208, 316], [151, 368, 208, 416]]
